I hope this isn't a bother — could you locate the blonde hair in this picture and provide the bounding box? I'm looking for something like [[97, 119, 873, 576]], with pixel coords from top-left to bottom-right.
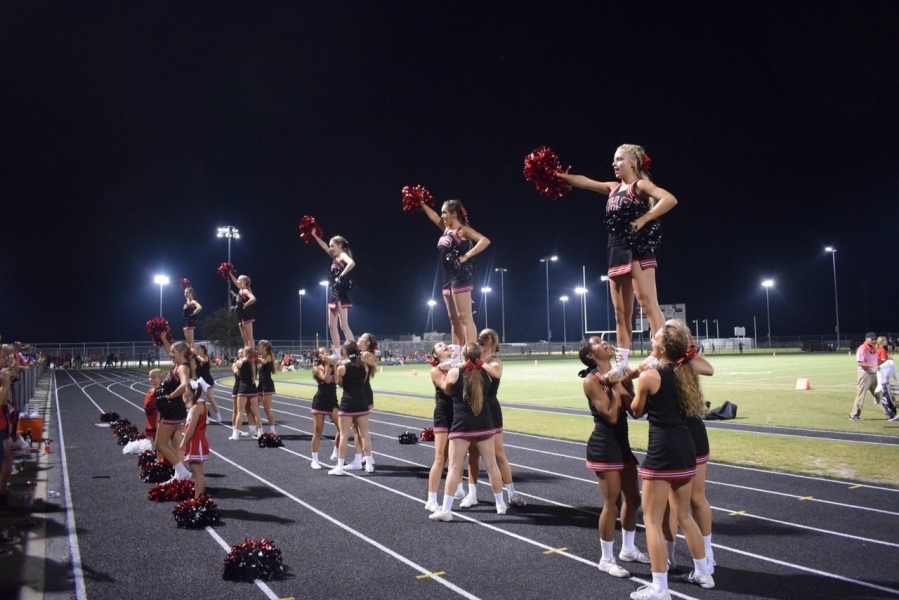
[[617, 143, 655, 208], [330, 236, 353, 259], [237, 275, 252, 288], [462, 342, 485, 416], [479, 328, 499, 354], [659, 321, 705, 417], [149, 368, 163, 380]]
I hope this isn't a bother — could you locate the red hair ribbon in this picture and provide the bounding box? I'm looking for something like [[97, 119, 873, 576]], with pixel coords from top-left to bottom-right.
[[676, 344, 697, 367], [180, 278, 192, 290], [428, 356, 439, 367], [641, 153, 652, 172], [464, 359, 484, 373], [460, 205, 469, 223]]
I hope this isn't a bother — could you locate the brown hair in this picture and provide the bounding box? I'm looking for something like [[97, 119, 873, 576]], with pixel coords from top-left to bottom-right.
[[659, 322, 705, 417], [462, 342, 485, 416]]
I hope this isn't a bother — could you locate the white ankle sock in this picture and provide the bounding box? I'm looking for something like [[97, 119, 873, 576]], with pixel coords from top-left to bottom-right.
[[441, 495, 454, 513], [365, 454, 374, 465], [312, 452, 319, 462], [336, 458, 345, 468], [600, 539, 614, 562], [622, 529, 636, 552], [651, 572, 668, 593], [504, 483, 516, 497], [428, 491, 438, 503], [493, 491, 504, 506], [703, 534, 713, 562], [618, 348, 631, 367], [455, 483, 465, 496]]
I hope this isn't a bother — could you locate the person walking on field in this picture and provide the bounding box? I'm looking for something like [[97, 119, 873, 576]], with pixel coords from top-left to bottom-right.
[[849, 332, 882, 421]]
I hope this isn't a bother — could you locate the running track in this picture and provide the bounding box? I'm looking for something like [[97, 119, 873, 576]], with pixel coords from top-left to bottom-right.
[[41, 369, 899, 599]]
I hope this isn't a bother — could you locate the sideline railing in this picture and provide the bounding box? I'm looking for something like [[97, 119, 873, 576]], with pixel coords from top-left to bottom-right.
[[11, 361, 47, 413]]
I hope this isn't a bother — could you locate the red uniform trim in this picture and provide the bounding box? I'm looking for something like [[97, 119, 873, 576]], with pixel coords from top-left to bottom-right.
[[638, 466, 697, 480], [449, 428, 497, 440], [696, 453, 710, 465]]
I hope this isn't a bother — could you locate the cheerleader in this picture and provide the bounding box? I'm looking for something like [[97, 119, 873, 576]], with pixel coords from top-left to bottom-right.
[[430, 343, 506, 522], [310, 347, 340, 469], [155, 339, 195, 482], [229, 347, 261, 440], [229, 348, 243, 436], [629, 323, 713, 599], [557, 145, 677, 366], [458, 329, 525, 509], [420, 199, 490, 351], [195, 344, 222, 422], [181, 284, 202, 349], [311, 231, 355, 356], [229, 272, 257, 348], [257, 340, 277, 434], [328, 341, 374, 476], [424, 342, 466, 512], [179, 386, 208, 498], [578, 336, 647, 578], [355, 332, 379, 459]]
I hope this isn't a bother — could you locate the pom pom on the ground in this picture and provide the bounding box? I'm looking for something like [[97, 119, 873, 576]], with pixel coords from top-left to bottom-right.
[[149, 479, 195, 502], [398, 430, 418, 444], [138, 450, 159, 470], [401, 185, 434, 212], [98, 412, 120, 423], [603, 199, 662, 254], [116, 426, 142, 445], [142, 461, 176, 483], [524, 146, 571, 199], [222, 538, 287, 581], [218, 262, 236, 281], [298, 215, 323, 244], [173, 496, 221, 529], [180, 278, 192, 290], [419, 427, 435, 442], [123, 438, 154, 455], [146, 317, 173, 347], [257, 433, 283, 448]]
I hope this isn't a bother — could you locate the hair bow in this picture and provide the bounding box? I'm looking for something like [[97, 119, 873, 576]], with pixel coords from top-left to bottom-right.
[[676, 344, 697, 367], [464, 359, 483, 373], [641, 153, 652, 172]]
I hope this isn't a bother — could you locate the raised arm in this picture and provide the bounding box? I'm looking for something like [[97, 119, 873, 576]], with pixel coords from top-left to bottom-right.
[[556, 172, 616, 195], [421, 203, 445, 230], [311, 230, 331, 255], [441, 366, 460, 394]]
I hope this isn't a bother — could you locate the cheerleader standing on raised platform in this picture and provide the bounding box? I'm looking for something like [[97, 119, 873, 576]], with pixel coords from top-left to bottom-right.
[[328, 341, 374, 476], [229, 272, 256, 348], [629, 323, 713, 600], [195, 344, 222, 422], [257, 340, 277, 435], [310, 347, 340, 469], [557, 145, 677, 367], [180, 386, 208, 498], [458, 328, 525, 509], [311, 231, 355, 356], [578, 336, 648, 579], [420, 200, 490, 353], [430, 343, 506, 522], [182, 284, 202, 349]]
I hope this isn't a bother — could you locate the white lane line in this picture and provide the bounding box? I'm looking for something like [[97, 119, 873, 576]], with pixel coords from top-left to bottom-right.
[[52, 372, 88, 600], [210, 450, 481, 600], [709, 481, 899, 516]]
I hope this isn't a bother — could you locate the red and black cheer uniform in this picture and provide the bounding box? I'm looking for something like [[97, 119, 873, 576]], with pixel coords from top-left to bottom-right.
[[236, 359, 257, 398], [258, 359, 275, 395], [338, 360, 370, 418], [585, 368, 637, 472], [183, 302, 198, 330], [311, 365, 338, 415], [328, 258, 352, 309], [485, 356, 503, 432], [437, 227, 473, 296], [158, 368, 188, 424], [448, 367, 495, 440], [638, 365, 697, 480], [606, 181, 658, 278], [432, 380, 454, 434], [197, 357, 215, 390], [235, 293, 255, 324]]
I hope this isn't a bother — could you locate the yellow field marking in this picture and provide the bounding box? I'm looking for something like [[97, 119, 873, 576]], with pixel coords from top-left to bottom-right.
[[798, 496, 814, 501], [729, 510, 745, 516], [543, 547, 567, 555], [848, 485, 862, 490], [416, 571, 446, 579]]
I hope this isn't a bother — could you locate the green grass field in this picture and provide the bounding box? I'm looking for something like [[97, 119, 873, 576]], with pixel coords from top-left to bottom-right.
[[259, 352, 899, 486]]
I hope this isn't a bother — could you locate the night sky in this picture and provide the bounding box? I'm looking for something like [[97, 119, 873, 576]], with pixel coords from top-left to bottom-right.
[[3, 2, 897, 345]]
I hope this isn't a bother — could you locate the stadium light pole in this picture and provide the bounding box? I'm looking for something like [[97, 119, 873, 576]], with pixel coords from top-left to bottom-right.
[[540, 256, 558, 347], [575, 287, 588, 340], [703, 319, 709, 340], [494, 268, 508, 343], [319, 280, 329, 344], [713, 318, 719, 340], [600, 275, 611, 331], [825, 247, 840, 350], [298, 289, 305, 347], [560, 296, 569, 350], [481, 287, 492, 329], [217, 226, 240, 308], [692, 319, 699, 340], [427, 299, 437, 332], [762, 279, 774, 349], [153, 275, 170, 317]]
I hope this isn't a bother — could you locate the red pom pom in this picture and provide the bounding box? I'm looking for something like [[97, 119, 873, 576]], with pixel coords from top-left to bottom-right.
[[420, 427, 435, 442], [180, 278, 192, 290], [523, 146, 571, 199], [148, 479, 196, 502], [218, 262, 236, 281], [146, 317, 173, 347], [401, 185, 434, 213], [298, 216, 323, 244]]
